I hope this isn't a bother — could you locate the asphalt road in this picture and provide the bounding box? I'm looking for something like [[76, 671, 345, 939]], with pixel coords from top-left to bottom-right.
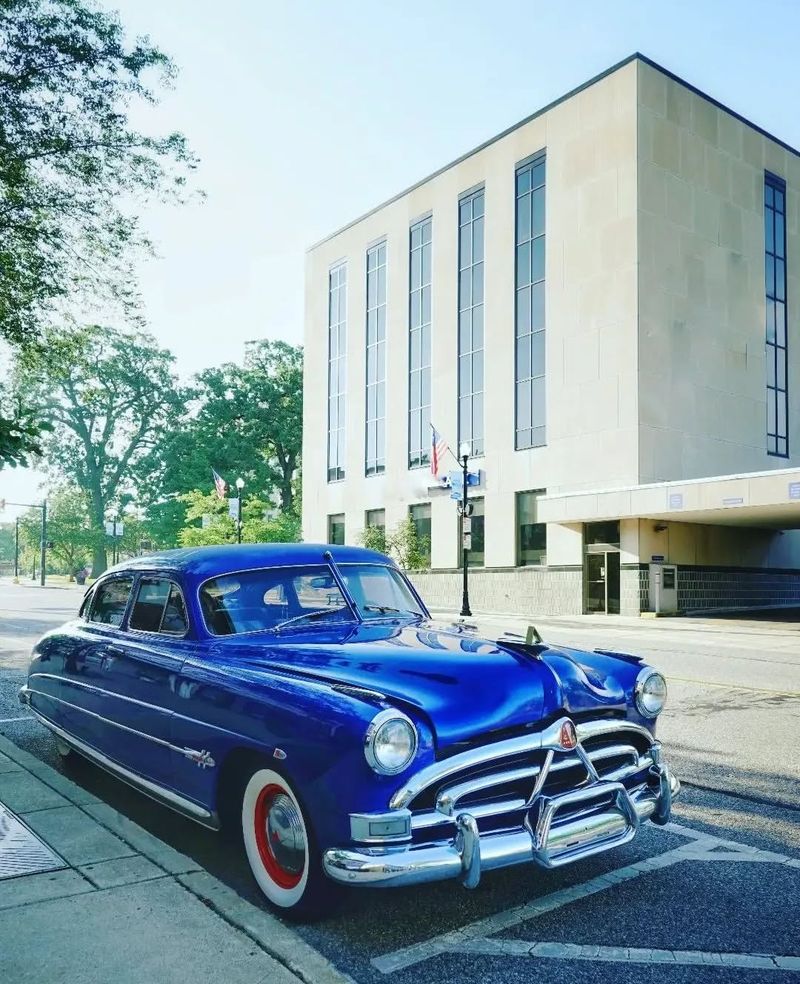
[[2, 579, 799, 983]]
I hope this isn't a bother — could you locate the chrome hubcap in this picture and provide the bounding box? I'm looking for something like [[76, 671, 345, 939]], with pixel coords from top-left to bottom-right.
[[266, 793, 305, 874]]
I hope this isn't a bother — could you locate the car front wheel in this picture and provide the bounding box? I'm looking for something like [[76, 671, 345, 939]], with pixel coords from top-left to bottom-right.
[[241, 766, 333, 919]]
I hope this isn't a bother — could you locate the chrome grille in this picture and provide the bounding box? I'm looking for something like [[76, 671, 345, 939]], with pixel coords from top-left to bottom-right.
[[404, 719, 656, 838], [0, 803, 66, 880]]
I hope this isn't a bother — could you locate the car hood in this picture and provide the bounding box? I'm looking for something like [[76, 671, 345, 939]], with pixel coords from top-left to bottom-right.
[[213, 618, 634, 749]]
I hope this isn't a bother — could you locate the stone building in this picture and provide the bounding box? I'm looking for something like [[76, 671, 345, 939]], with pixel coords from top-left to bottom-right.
[[302, 53, 800, 615]]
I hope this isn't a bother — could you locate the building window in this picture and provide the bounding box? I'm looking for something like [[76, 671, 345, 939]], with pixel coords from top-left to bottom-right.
[[366, 243, 387, 475], [585, 520, 620, 548], [409, 217, 432, 468], [765, 173, 788, 458], [516, 491, 546, 566], [327, 514, 345, 545], [462, 497, 485, 567], [409, 502, 431, 567], [515, 154, 546, 450], [458, 188, 485, 457], [327, 264, 347, 481], [365, 508, 385, 534]]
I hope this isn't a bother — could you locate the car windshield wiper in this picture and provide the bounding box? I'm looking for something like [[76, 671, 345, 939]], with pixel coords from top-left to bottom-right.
[[363, 605, 419, 617], [273, 607, 352, 632]]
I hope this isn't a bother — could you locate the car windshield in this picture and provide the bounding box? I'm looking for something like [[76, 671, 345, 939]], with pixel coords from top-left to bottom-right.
[[199, 563, 423, 636]]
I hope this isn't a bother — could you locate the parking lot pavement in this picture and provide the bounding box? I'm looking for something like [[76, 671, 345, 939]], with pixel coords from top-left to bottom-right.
[[2, 582, 799, 983]]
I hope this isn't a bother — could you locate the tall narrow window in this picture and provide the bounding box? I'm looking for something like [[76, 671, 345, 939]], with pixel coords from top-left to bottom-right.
[[516, 490, 546, 566], [515, 154, 546, 450], [458, 189, 485, 456], [765, 173, 788, 458], [409, 217, 432, 468], [409, 503, 431, 567], [365, 243, 387, 475], [327, 514, 345, 545], [327, 264, 347, 481]]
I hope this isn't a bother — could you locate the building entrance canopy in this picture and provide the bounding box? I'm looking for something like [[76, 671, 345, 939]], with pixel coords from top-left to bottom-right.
[[538, 467, 800, 531]]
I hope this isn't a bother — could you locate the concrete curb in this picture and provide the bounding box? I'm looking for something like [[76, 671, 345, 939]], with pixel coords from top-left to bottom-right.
[[0, 732, 355, 984]]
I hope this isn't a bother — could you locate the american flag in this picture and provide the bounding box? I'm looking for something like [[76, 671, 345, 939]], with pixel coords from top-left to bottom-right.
[[211, 468, 228, 500], [430, 424, 449, 479]]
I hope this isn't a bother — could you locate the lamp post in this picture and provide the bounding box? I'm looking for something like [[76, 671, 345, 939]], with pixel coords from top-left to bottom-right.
[[107, 508, 119, 566], [459, 441, 472, 617], [5, 501, 47, 585], [235, 477, 245, 544]]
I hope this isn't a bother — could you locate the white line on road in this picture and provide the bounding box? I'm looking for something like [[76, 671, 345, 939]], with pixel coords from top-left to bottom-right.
[[453, 938, 800, 971], [0, 716, 35, 724], [372, 822, 800, 974]]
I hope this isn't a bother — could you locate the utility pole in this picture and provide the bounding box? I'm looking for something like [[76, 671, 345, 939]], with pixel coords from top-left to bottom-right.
[[39, 499, 47, 587], [14, 517, 19, 579], [235, 477, 245, 544], [459, 442, 472, 617]]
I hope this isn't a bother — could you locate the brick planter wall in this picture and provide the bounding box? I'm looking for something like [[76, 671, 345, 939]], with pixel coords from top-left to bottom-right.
[[408, 567, 583, 617]]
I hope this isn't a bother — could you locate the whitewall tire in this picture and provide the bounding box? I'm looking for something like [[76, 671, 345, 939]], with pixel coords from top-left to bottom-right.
[[241, 767, 313, 912]]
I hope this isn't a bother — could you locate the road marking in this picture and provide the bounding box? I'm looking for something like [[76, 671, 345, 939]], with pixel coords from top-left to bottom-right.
[[666, 675, 800, 698], [453, 938, 800, 971], [372, 821, 800, 974], [0, 716, 35, 724]]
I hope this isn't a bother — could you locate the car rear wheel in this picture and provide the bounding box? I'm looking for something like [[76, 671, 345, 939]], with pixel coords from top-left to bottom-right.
[[241, 766, 335, 919]]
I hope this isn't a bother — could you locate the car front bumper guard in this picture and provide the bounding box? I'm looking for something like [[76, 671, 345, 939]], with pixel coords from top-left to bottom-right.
[[323, 767, 680, 889]]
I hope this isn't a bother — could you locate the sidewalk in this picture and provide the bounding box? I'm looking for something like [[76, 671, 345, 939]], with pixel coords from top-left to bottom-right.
[[0, 734, 351, 984]]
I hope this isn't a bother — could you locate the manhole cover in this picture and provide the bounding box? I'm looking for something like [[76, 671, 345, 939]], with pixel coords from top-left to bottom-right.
[[0, 802, 66, 880]]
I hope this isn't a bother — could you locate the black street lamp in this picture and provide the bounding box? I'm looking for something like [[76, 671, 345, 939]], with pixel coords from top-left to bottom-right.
[[459, 441, 472, 617], [235, 477, 245, 544]]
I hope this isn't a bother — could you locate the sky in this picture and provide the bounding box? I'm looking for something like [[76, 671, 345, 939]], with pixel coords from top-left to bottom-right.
[[3, 0, 800, 516]]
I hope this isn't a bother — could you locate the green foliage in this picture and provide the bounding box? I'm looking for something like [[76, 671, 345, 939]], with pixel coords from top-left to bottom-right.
[[0, 392, 48, 469], [14, 323, 184, 573], [0, 523, 14, 564], [0, 0, 197, 348], [177, 489, 301, 548], [44, 486, 102, 573], [358, 524, 387, 555], [146, 340, 303, 513], [362, 517, 430, 571]]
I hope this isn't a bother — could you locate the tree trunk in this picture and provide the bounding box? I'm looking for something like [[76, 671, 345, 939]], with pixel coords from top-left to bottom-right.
[[89, 489, 107, 576], [279, 455, 295, 513]]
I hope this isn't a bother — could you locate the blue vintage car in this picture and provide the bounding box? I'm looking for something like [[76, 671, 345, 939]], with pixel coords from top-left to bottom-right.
[[20, 543, 678, 917]]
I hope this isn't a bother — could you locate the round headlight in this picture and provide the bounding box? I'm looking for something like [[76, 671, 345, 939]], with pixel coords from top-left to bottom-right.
[[364, 710, 418, 775], [635, 668, 667, 718]]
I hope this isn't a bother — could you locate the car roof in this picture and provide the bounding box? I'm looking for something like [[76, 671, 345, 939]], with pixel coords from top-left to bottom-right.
[[104, 543, 395, 580]]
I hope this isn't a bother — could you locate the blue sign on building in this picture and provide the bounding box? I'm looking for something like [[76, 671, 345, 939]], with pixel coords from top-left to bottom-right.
[[789, 481, 800, 501], [668, 493, 684, 509]]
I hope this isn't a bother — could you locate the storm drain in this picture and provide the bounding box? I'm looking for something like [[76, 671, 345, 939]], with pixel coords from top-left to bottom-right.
[[0, 802, 66, 880]]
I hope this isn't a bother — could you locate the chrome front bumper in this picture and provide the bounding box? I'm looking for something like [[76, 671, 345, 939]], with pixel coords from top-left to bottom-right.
[[323, 723, 680, 889]]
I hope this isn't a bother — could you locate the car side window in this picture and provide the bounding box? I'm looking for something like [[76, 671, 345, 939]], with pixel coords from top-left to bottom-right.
[[130, 578, 188, 635], [89, 578, 133, 627]]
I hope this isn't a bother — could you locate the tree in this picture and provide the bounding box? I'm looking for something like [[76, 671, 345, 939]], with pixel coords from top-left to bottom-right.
[[147, 341, 303, 514], [177, 490, 301, 548], [0, 0, 196, 467], [44, 486, 101, 575], [0, 0, 196, 348], [386, 518, 430, 571], [14, 323, 183, 574]]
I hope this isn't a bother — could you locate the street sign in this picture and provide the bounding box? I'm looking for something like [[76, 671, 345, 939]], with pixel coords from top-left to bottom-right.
[[104, 521, 124, 537], [228, 497, 240, 519], [462, 516, 472, 533], [462, 531, 472, 550]]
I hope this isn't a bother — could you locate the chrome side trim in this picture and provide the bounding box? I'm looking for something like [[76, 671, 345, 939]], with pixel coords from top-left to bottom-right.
[[25, 688, 215, 768], [29, 708, 216, 825], [29, 672, 244, 741]]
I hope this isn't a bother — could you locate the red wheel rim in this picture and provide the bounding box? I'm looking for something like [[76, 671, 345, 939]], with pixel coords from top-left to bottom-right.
[[253, 783, 304, 889]]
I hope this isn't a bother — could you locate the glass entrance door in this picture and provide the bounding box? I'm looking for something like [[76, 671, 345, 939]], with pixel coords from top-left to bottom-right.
[[584, 550, 620, 614]]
